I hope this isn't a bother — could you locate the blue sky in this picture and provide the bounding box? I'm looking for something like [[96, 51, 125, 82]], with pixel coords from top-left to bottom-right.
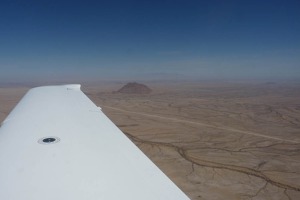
[[0, 0, 299, 82]]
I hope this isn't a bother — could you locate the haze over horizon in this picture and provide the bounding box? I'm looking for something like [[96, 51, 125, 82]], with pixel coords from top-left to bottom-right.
[[0, 0, 299, 82]]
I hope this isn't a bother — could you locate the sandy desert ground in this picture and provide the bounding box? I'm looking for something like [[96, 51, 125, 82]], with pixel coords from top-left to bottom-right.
[[1, 81, 300, 200]]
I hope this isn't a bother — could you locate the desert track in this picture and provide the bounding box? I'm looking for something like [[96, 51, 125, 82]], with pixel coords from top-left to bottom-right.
[[103, 105, 299, 144]]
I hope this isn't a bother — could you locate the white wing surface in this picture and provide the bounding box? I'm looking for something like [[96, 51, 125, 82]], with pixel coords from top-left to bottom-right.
[[0, 84, 189, 200]]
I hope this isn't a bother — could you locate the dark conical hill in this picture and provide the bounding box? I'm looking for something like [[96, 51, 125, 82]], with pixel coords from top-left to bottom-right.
[[117, 82, 152, 94]]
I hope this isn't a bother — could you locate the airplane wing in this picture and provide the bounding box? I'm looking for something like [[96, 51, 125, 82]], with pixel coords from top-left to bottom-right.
[[0, 84, 189, 200]]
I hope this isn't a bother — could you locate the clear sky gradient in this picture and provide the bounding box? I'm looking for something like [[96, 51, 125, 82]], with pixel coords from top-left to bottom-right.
[[0, 0, 299, 82]]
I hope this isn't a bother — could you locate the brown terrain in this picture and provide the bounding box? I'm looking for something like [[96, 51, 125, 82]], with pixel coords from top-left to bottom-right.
[[1, 81, 300, 200]]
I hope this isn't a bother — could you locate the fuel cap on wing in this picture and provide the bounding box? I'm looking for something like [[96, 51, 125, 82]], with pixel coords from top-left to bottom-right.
[[38, 137, 60, 145]]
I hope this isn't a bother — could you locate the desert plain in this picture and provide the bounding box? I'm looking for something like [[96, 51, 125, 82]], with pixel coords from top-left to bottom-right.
[[1, 80, 300, 200]]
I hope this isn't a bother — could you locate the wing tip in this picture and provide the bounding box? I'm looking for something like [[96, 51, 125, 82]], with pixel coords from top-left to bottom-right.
[[64, 84, 81, 91], [31, 84, 82, 91]]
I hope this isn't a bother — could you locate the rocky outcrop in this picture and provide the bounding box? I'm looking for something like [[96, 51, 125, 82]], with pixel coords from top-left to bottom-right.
[[117, 82, 152, 94]]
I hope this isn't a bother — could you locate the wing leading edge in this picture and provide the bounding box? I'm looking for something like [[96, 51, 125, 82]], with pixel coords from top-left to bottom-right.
[[0, 84, 189, 200]]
